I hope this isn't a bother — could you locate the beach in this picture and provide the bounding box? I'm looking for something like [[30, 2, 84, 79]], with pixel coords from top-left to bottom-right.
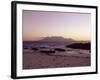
[[23, 48, 90, 69]]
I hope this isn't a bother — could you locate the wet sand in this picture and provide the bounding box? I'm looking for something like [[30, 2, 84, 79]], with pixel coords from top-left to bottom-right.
[[23, 49, 90, 69]]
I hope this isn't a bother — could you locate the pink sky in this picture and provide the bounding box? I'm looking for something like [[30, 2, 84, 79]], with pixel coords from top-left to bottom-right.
[[22, 10, 91, 41]]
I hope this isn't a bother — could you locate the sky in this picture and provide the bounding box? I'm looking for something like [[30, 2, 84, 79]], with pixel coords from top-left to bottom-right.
[[22, 10, 91, 41]]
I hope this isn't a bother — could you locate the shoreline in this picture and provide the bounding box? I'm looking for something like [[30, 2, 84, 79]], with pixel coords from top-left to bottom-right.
[[23, 49, 90, 69]]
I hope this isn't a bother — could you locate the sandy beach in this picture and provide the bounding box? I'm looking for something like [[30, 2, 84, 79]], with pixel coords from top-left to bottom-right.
[[23, 49, 90, 69]]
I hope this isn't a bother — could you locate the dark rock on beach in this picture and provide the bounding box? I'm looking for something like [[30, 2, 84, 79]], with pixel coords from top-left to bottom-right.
[[54, 48, 66, 52], [40, 50, 55, 54], [31, 48, 39, 51], [66, 42, 90, 50]]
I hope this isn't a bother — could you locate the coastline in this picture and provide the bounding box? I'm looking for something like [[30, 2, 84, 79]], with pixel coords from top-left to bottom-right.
[[23, 49, 90, 69]]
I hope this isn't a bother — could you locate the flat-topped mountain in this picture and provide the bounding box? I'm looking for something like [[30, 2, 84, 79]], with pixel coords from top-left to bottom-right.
[[40, 36, 75, 42]]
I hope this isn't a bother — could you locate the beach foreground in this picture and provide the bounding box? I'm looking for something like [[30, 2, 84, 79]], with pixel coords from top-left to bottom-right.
[[23, 49, 90, 69]]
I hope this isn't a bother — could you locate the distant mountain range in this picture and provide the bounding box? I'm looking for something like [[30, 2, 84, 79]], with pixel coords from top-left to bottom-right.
[[39, 36, 75, 42]]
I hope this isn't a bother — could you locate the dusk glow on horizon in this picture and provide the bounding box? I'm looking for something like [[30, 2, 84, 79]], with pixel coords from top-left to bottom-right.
[[22, 10, 91, 41]]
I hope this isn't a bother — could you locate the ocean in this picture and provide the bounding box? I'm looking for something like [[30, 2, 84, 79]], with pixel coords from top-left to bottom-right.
[[23, 41, 72, 48]]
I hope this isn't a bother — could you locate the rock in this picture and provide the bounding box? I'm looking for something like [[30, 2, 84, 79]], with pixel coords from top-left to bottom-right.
[[40, 50, 55, 54], [66, 42, 90, 50], [31, 48, 39, 51], [54, 48, 66, 52]]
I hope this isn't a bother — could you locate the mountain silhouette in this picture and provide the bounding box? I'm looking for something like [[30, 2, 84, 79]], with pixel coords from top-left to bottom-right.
[[40, 36, 75, 42]]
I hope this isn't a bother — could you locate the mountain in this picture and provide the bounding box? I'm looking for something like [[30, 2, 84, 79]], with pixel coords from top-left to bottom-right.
[[39, 36, 75, 42]]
